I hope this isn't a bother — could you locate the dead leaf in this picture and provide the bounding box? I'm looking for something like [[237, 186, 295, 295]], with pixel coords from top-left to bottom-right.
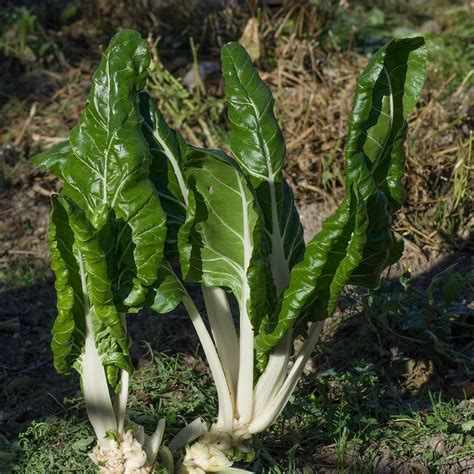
[[239, 18, 260, 62]]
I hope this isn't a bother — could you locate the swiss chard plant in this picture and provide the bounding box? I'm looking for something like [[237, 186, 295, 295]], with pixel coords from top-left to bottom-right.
[[34, 29, 426, 473], [32, 31, 171, 473]]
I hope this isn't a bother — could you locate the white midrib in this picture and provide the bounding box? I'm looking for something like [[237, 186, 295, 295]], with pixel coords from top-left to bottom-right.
[[247, 92, 288, 292], [102, 58, 112, 204], [268, 177, 290, 294], [236, 170, 254, 424], [112, 313, 129, 436], [245, 94, 292, 424], [146, 123, 189, 205], [252, 178, 292, 421]]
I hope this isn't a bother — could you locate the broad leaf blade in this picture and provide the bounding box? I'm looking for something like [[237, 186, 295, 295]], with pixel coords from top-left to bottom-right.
[[139, 93, 194, 314], [49, 195, 132, 386], [255, 190, 367, 352], [345, 37, 426, 208], [222, 42, 305, 294], [221, 42, 285, 180], [178, 147, 267, 326], [34, 30, 167, 309], [345, 37, 426, 287], [49, 195, 86, 374]]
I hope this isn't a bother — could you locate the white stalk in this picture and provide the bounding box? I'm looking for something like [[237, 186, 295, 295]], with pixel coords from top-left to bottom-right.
[[169, 418, 207, 453], [143, 418, 166, 463], [251, 175, 296, 419], [183, 296, 234, 432], [236, 173, 254, 424], [151, 118, 241, 429], [252, 330, 292, 418], [236, 304, 254, 424], [113, 367, 129, 436], [248, 321, 323, 434], [113, 313, 129, 436], [202, 286, 239, 406], [79, 251, 117, 447]]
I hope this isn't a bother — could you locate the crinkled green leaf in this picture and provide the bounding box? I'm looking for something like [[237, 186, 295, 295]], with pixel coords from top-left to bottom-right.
[[222, 42, 305, 296], [49, 195, 85, 373], [348, 190, 396, 288], [255, 38, 426, 352], [345, 38, 426, 204], [34, 30, 167, 309], [139, 92, 192, 312], [49, 195, 131, 386], [344, 37, 426, 287], [255, 189, 367, 351], [178, 147, 267, 326]]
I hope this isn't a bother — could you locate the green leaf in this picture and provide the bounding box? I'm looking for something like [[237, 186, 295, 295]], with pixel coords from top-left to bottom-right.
[[255, 38, 427, 351], [178, 147, 267, 326], [255, 189, 367, 352], [31, 140, 69, 178], [139, 92, 192, 314], [48, 195, 86, 374], [221, 42, 285, 181], [222, 42, 305, 294], [33, 30, 167, 309], [345, 37, 426, 206], [348, 189, 396, 288], [140, 91, 188, 258], [147, 260, 186, 314], [49, 195, 132, 385], [345, 37, 426, 287]]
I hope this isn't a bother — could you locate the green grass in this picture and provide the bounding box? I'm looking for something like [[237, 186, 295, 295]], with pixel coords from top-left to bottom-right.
[[325, 0, 474, 94], [0, 263, 45, 290]]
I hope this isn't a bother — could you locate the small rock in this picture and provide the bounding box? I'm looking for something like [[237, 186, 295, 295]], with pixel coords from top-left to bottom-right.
[[297, 201, 332, 243], [423, 434, 447, 455], [182, 61, 219, 90], [419, 20, 442, 34]]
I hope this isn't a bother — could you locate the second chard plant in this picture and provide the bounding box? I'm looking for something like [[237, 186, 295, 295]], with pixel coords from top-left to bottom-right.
[[34, 30, 426, 473]]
